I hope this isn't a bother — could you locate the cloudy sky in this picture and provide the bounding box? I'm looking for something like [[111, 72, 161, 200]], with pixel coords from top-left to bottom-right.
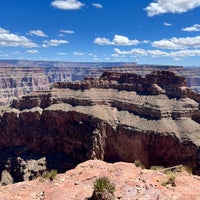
[[0, 0, 200, 66]]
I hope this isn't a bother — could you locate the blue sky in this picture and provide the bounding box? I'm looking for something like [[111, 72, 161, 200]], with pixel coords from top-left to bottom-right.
[[0, 0, 200, 66]]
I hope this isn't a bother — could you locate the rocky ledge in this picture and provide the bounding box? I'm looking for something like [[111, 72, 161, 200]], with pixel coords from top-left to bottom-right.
[[0, 70, 200, 185], [1, 160, 200, 200]]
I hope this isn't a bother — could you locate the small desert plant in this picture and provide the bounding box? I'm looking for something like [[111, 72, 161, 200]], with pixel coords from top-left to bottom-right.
[[181, 165, 193, 174], [150, 165, 164, 171], [134, 160, 145, 169], [42, 169, 57, 181], [90, 176, 115, 200], [161, 173, 176, 187]]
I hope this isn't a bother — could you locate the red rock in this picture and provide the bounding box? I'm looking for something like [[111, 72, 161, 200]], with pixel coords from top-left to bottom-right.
[[0, 160, 200, 200]]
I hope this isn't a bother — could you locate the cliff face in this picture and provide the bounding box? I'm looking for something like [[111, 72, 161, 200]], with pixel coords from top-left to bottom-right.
[[0, 60, 200, 105], [1, 70, 200, 185]]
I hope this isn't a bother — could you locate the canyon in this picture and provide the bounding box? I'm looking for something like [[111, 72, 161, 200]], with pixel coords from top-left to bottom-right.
[[0, 60, 200, 105], [0, 70, 200, 186]]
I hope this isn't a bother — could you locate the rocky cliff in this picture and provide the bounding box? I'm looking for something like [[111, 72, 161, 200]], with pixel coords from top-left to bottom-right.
[[0, 70, 200, 185], [0, 60, 200, 105]]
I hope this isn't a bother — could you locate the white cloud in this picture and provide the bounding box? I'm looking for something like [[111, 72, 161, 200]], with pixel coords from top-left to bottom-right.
[[73, 51, 84, 56], [51, 0, 84, 10], [171, 49, 200, 57], [60, 30, 75, 34], [94, 37, 112, 45], [113, 35, 139, 46], [152, 36, 200, 49], [145, 0, 200, 16], [114, 48, 147, 56], [182, 24, 200, 32], [26, 49, 39, 54], [0, 27, 9, 34], [147, 49, 169, 57], [113, 47, 200, 60], [164, 22, 172, 26], [0, 27, 37, 48], [43, 39, 68, 47], [152, 39, 181, 49], [57, 52, 67, 55], [27, 30, 48, 37], [94, 35, 139, 46], [92, 3, 103, 8]]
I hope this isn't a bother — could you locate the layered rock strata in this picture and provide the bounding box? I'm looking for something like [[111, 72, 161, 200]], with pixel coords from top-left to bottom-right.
[[0, 70, 200, 184], [0, 60, 200, 105]]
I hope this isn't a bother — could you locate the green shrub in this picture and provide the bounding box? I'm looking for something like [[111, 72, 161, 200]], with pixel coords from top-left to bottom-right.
[[42, 169, 57, 181], [90, 176, 115, 200]]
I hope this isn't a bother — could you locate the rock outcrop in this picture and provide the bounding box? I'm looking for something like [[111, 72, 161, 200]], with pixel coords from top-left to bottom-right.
[[0, 70, 200, 185], [0, 160, 200, 200]]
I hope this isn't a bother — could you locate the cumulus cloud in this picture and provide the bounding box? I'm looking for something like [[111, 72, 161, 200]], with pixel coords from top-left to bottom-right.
[[152, 36, 200, 49], [42, 39, 68, 47], [114, 48, 200, 60], [27, 30, 48, 37], [182, 24, 200, 32], [26, 50, 39, 54], [92, 3, 103, 8], [113, 35, 139, 46], [0, 27, 37, 48], [51, 0, 84, 10], [145, 0, 200, 16], [94, 37, 112, 45], [94, 35, 139, 46], [171, 49, 200, 57]]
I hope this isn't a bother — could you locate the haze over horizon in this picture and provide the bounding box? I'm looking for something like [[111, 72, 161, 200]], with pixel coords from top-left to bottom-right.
[[0, 0, 200, 66]]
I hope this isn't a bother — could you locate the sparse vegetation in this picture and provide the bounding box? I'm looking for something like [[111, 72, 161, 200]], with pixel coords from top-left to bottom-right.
[[181, 165, 193, 174], [150, 165, 164, 171], [42, 169, 57, 181], [134, 160, 145, 169], [90, 176, 115, 200], [161, 173, 176, 187]]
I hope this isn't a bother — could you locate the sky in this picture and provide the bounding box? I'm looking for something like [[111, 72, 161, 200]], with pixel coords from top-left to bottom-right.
[[0, 0, 200, 66]]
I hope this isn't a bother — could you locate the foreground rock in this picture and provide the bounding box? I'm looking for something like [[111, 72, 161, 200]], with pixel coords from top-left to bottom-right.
[[0, 71, 200, 185], [0, 160, 200, 200]]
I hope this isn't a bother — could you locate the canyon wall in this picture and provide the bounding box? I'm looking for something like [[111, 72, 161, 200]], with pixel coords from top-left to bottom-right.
[[0, 71, 200, 184], [0, 60, 200, 105]]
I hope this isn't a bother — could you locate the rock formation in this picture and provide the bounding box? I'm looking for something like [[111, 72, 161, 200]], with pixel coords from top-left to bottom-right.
[[0, 60, 200, 105], [0, 70, 200, 185], [1, 160, 200, 200]]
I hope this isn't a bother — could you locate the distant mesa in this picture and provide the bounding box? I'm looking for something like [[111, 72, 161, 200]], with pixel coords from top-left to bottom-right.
[[0, 70, 200, 185]]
